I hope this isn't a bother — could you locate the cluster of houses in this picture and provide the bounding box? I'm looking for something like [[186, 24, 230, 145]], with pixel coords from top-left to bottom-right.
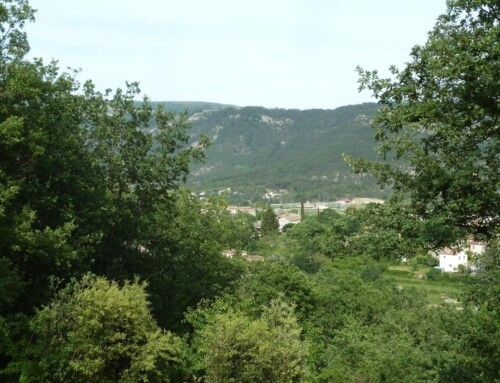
[[433, 238, 487, 273], [251, 212, 303, 232], [228, 205, 303, 233], [225, 203, 490, 274], [227, 205, 257, 216]]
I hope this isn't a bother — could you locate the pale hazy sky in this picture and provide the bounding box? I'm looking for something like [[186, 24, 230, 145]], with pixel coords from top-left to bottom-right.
[[26, 0, 446, 109]]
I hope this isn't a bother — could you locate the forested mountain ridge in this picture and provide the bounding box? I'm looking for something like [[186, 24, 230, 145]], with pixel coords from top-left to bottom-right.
[[137, 101, 235, 114], [179, 103, 388, 201]]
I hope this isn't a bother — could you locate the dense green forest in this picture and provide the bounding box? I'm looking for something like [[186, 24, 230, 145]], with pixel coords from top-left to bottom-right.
[[135, 101, 235, 114], [0, 0, 498, 382], [189, 104, 388, 204], [139, 101, 387, 203], [184, 103, 388, 203]]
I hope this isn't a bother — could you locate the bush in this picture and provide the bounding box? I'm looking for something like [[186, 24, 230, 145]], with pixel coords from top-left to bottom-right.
[[190, 299, 309, 383], [291, 251, 324, 274], [25, 274, 180, 382], [415, 255, 439, 267], [426, 268, 442, 281], [361, 263, 386, 282]]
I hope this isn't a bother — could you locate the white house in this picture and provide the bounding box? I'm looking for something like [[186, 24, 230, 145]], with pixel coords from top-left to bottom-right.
[[438, 248, 468, 272], [277, 213, 301, 231], [469, 240, 487, 255]]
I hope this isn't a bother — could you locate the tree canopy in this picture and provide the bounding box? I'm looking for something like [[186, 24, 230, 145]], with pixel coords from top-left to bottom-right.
[[346, 0, 499, 240], [24, 275, 180, 383], [1, 1, 499, 382], [261, 207, 279, 235]]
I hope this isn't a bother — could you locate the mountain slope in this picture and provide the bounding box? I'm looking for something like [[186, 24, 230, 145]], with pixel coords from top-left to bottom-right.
[[182, 103, 388, 202], [136, 101, 235, 114]]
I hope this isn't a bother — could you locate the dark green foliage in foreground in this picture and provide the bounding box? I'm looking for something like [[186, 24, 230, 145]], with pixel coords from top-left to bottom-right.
[[0, 1, 498, 382], [136, 192, 250, 329], [0, 1, 252, 378]]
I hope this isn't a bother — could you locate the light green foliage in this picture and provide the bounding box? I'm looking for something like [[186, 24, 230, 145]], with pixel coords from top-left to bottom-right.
[[288, 217, 330, 257], [308, 266, 422, 332], [191, 299, 308, 383], [347, 0, 500, 239], [186, 194, 256, 250], [345, 202, 430, 259], [306, 266, 500, 382], [411, 254, 439, 268], [318, 318, 433, 383], [287, 209, 358, 259], [24, 274, 180, 382]]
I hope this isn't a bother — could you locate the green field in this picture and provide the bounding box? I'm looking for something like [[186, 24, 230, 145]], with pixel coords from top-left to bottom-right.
[[327, 257, 473, 306], [384, 265, 471, 306]]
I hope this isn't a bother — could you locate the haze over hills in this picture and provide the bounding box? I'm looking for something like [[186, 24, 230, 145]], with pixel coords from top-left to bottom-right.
[[145, 101, 236, 114], [152, 102, 387, 203]]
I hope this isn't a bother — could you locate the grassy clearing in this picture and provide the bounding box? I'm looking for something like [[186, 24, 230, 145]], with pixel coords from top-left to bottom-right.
[[385, 265, 471, 306], [253, 234, 299, 259], [252, 235, 474, 307], [329, 258, 472, 306]]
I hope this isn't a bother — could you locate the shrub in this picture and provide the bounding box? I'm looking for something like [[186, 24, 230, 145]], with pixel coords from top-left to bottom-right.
[[426, 268, 442, 281], [415, 255, 439, 267], [361, 263, 386, 282]]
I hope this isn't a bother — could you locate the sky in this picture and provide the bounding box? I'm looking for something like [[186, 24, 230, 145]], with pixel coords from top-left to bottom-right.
[[25, 0, 447, 110]]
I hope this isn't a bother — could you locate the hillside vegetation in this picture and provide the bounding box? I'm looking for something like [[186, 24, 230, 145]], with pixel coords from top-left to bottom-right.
[[1, 1, 498, 382], [139, 101, 235, 114], [180, 103, 387, 202]]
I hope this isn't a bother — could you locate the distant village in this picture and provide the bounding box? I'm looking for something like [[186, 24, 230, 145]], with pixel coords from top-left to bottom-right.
[[195, 188, 488, 274]]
